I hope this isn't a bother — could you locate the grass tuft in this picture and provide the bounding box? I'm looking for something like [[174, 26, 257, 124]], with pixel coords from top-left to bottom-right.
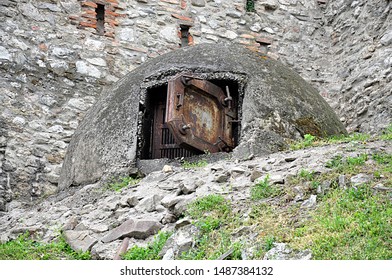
[[0, 233, 91, 260]]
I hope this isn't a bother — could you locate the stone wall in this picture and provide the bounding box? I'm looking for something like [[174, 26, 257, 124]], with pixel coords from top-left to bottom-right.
[[0, 0, 390, 206]]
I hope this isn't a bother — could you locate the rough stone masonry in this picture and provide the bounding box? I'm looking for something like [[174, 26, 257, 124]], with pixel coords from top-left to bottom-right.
[[0, 0, 391, 205]]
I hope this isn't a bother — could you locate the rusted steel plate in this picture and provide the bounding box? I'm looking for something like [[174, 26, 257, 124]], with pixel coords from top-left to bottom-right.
[[166, 74, 236, 153]]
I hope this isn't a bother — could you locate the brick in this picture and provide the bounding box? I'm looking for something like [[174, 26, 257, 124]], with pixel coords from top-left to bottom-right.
[[38, 43, 48, 52], [240, 34, 255, 39], [256, 36, 273, 45], [81, 1, 97, 8], [180, 0, 187, 9], [105, 18, 119, 26], [104, 32, 115, 38], [79, 22, 97, 29], [68, 15, 80, 21], [106, 10, 126, 17], [171, 13, 193, 22], [160, 0, 179, 4], [106, 0, 119, 4]]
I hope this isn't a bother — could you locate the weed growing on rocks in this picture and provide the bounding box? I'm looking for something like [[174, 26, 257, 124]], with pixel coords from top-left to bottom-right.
[[122, 231, 172, 260], [293, 184, 392, 259], [251, 175, 282, 200], [181, 195, 242, 260], [182, 160, 208, 169], [0, 233, 91, 260], [106, 176, 141, 192]]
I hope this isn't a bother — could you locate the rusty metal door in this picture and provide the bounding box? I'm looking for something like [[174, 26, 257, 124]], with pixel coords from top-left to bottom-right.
[[166, 74, 237, 154]]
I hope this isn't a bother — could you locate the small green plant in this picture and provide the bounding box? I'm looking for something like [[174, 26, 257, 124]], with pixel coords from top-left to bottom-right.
[[290, 134, 317, 150], [246, 0, 255, 12], [0, 233, 91, 260], [251, 175, 282, 200], [182, 160, 208, 169], [325, 154, 367, 173], [327, 132, 371, 144], [122, 231, 171, 260], [106, 176, 140, 192], [298, 169, 315, 181], [263, 235, 276, 251], [187, 194, 230, 217], [380, 123, 392, 141], [181, 195, 242, 260]]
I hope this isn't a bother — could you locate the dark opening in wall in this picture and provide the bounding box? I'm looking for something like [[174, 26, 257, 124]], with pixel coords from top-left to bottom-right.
[[139, 84, 202, 159], [180, 24, 191, 47], [138, 76, 241, 160], [96, 3, 105, 35]]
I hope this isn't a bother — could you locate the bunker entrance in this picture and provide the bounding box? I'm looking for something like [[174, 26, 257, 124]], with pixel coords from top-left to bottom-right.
[[139, 74, 240, 160]]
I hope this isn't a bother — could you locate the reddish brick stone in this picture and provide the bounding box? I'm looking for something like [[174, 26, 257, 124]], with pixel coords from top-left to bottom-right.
[[160, 0, 179, 4], [39, 43, 48, 52], [256, 36, 273, 45], [80, 21, 97, 29], [171, 13, 193, 22], [106, 10, 125, 17], [180, 0, 187, 9], [81, 1, 97, 8]]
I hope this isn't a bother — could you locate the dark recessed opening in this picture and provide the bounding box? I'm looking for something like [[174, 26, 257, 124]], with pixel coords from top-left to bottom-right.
[[139, 84, 202, 159], [138, 78, 241, 160], [96, 4, 105, 35], [180, 24, 191, 47]]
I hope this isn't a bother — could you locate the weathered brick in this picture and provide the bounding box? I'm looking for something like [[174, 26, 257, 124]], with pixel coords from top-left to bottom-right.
[[180, 0, 187, 9], [160, 0, 179, 4], [256, 37, 273, 45], [171, 13, 193, 22], [79, 22, 97, 29], [81, 1, 97, 8], [106, 10, 125, 17]]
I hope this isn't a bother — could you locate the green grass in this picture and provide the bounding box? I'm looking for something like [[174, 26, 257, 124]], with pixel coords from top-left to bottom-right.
[[106, 176, 141, 192], [182, 160, 208, 169], [251, 175, 282, 200], [380, 123, 392, 140], [294, 185, 392, 259], [122, 231, 172, 260], [180, 195, 242, 260], [327, 132, 371, 143], [325, 154, 368, 174], [246, 0, 255, 12], [290, 134, 317, 150], [0, 233, 91, 260]]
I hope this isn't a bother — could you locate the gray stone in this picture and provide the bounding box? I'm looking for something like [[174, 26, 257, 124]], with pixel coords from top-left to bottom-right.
[[301, 194, 317, 208], [0, 46, 11, 61], [101, 219, 162, 243], [350, 173, 372, 187], [63, 230, 98, 253], [91, 240, 121, 260], [380, 30, 392, 46], [75, 61, 102, 79], [257, 0, 279, 10], [226, 10, 242, 18], [179, 182, 197, 194], [162, 165, 173, 173], [191, 0, 206, 7], [214, 173, 230, 183], [338, 175, 347, 188], [263, 243, 312, 260], [136, 194, 163, 212]]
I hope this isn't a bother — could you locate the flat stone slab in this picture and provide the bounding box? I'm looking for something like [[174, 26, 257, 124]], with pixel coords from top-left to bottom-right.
[[63, 230, 98, 253], [101, 219, 162, 243]]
